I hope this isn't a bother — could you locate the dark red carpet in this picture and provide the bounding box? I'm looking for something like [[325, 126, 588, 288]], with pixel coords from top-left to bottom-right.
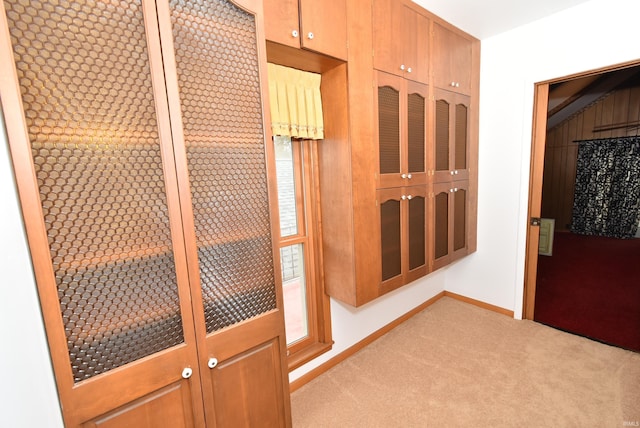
[[534, 231, 640, 352]]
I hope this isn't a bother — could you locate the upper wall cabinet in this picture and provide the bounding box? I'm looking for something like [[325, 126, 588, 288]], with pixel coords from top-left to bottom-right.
[[263, 0, 347, 60], [431, 21, 473, 94], [433, 88, 471, 183], [375, 71, 429, 189], [372, 0, 429, 84]]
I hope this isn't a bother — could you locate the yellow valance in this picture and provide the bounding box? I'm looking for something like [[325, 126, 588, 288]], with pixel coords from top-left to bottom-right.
[[267, 63, 324, 140]]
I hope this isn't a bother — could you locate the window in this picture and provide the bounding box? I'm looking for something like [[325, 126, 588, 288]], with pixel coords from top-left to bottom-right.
[[273, 135, 332, 369]]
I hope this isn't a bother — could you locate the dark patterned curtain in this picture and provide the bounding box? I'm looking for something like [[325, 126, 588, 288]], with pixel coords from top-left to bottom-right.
[[571, 137, 640, 238]]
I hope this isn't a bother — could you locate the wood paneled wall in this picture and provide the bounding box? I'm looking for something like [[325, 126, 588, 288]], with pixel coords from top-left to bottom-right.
[[542, 85, 640, 231]]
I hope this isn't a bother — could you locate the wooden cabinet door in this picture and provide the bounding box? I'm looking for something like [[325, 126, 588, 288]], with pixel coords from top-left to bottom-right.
[[373, 0, 429, 83], [0, 1, 205, 426], [299, 0, 347, 60], [159, 0, 292, 426], [375, 72, 428, 189], [405, 80, 429, 185], [263, 0, 300, 50], [402, 5, 430, 84], [432, 21, 473, 94], [377, 185, 429, 294], [433, 88, 471, 183], [432, 181, 469, 270], [264, 0, 347, 60], [404, 185, 429, 283], [376, 72, 404, 188], [378, 188, 404, 291], [372, 0, 404, 77]]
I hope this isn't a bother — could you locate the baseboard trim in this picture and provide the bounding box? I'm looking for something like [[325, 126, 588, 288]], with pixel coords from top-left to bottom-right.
[[443, 291, 514, 317], [289, 291, 445, 392]]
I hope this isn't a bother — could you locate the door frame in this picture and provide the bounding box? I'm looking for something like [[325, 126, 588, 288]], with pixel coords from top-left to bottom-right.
[[522, 59, 640, 320]]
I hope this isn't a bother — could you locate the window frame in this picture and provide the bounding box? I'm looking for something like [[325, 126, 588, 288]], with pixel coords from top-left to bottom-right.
[[274, 137, 332, 370]]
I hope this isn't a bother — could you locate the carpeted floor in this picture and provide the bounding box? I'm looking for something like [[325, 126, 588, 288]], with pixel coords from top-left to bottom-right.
[[291, 297, 640, 427]]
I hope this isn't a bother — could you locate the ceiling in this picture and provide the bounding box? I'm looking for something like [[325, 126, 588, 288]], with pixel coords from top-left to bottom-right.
[[412, 0, 594, 39]]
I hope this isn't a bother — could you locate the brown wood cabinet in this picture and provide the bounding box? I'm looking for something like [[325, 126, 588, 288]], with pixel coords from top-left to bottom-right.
[[432, 180, 471, 269], [433, 88, 471, 183], [375, 71, 429, 188], [263, 0, 347, 60], [377, 185, 430, 293], [372, 0, 429, 84], [432, 21, 474, 94], [0, 0, 291, 426], [318, 0, 479, 307]]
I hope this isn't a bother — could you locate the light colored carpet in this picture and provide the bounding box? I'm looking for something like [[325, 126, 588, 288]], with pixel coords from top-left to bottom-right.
[[291, 297, 640, 427]]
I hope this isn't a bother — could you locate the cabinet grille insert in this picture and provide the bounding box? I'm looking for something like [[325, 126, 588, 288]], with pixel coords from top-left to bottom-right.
[[435, 192, 449, 259], [407, 93, 425, 173], [435, 99, 450, 171], [408, 196, 426, 270], [454, 189, 467, 251], [455, 104, 468, 170], [4, 0, 185, 382], [380, 199, 401, 281], [378, 86, 401, 174], [169, 0, 277, 333]]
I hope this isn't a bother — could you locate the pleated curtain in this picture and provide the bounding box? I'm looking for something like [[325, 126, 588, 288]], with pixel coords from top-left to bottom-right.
[[267, 63, 324, 140]]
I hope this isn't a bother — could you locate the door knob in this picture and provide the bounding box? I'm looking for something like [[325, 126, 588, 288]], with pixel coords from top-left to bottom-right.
[[208, 357, 218, 369], [182, 367, 193, 379]]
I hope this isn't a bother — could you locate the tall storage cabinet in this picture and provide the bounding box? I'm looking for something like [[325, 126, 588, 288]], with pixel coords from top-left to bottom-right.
[[319, 0, 479, 307], [0, 0, 291, 426]]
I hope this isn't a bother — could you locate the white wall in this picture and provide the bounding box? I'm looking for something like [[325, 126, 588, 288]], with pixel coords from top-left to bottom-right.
[[444, 0, 640, 318], [0, 110, 64, 426]]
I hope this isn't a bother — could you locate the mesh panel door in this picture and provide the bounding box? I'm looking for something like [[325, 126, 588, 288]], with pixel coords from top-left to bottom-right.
[[454, 189, 467, 251], [168, 0, 277, 334], [434, 192, 449, 259], [378, 86, 401, 175], [380, 199, 401, 281], [435, 99, 450, 172], [455, 103, 468, 171], [4, 0, 185, 382], [408, 196, 426, 271], [407, 93, 425, 174]]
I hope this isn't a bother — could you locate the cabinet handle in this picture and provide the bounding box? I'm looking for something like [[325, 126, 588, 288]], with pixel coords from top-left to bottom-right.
[[181, 367, 193, 379], [449, 188, 454, 193], [407, 195, 413, 200], [456, 82, 460, 88], [401, 173, 407, 179], [401, 195, 407, 200], [208, 357, 218, 369], [400, 64, 405, 71], [307, 32, 314, 40], [407, 174, 412, 179], [291, 30, 299, 38], [454, 187, 458, 192], [450, 171, 455, 175], [407, 67, 412, 73], [454, 170, 458, 175]]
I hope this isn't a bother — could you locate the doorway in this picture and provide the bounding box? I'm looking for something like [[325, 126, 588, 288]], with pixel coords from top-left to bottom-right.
[[523, 60, 640, 351]]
